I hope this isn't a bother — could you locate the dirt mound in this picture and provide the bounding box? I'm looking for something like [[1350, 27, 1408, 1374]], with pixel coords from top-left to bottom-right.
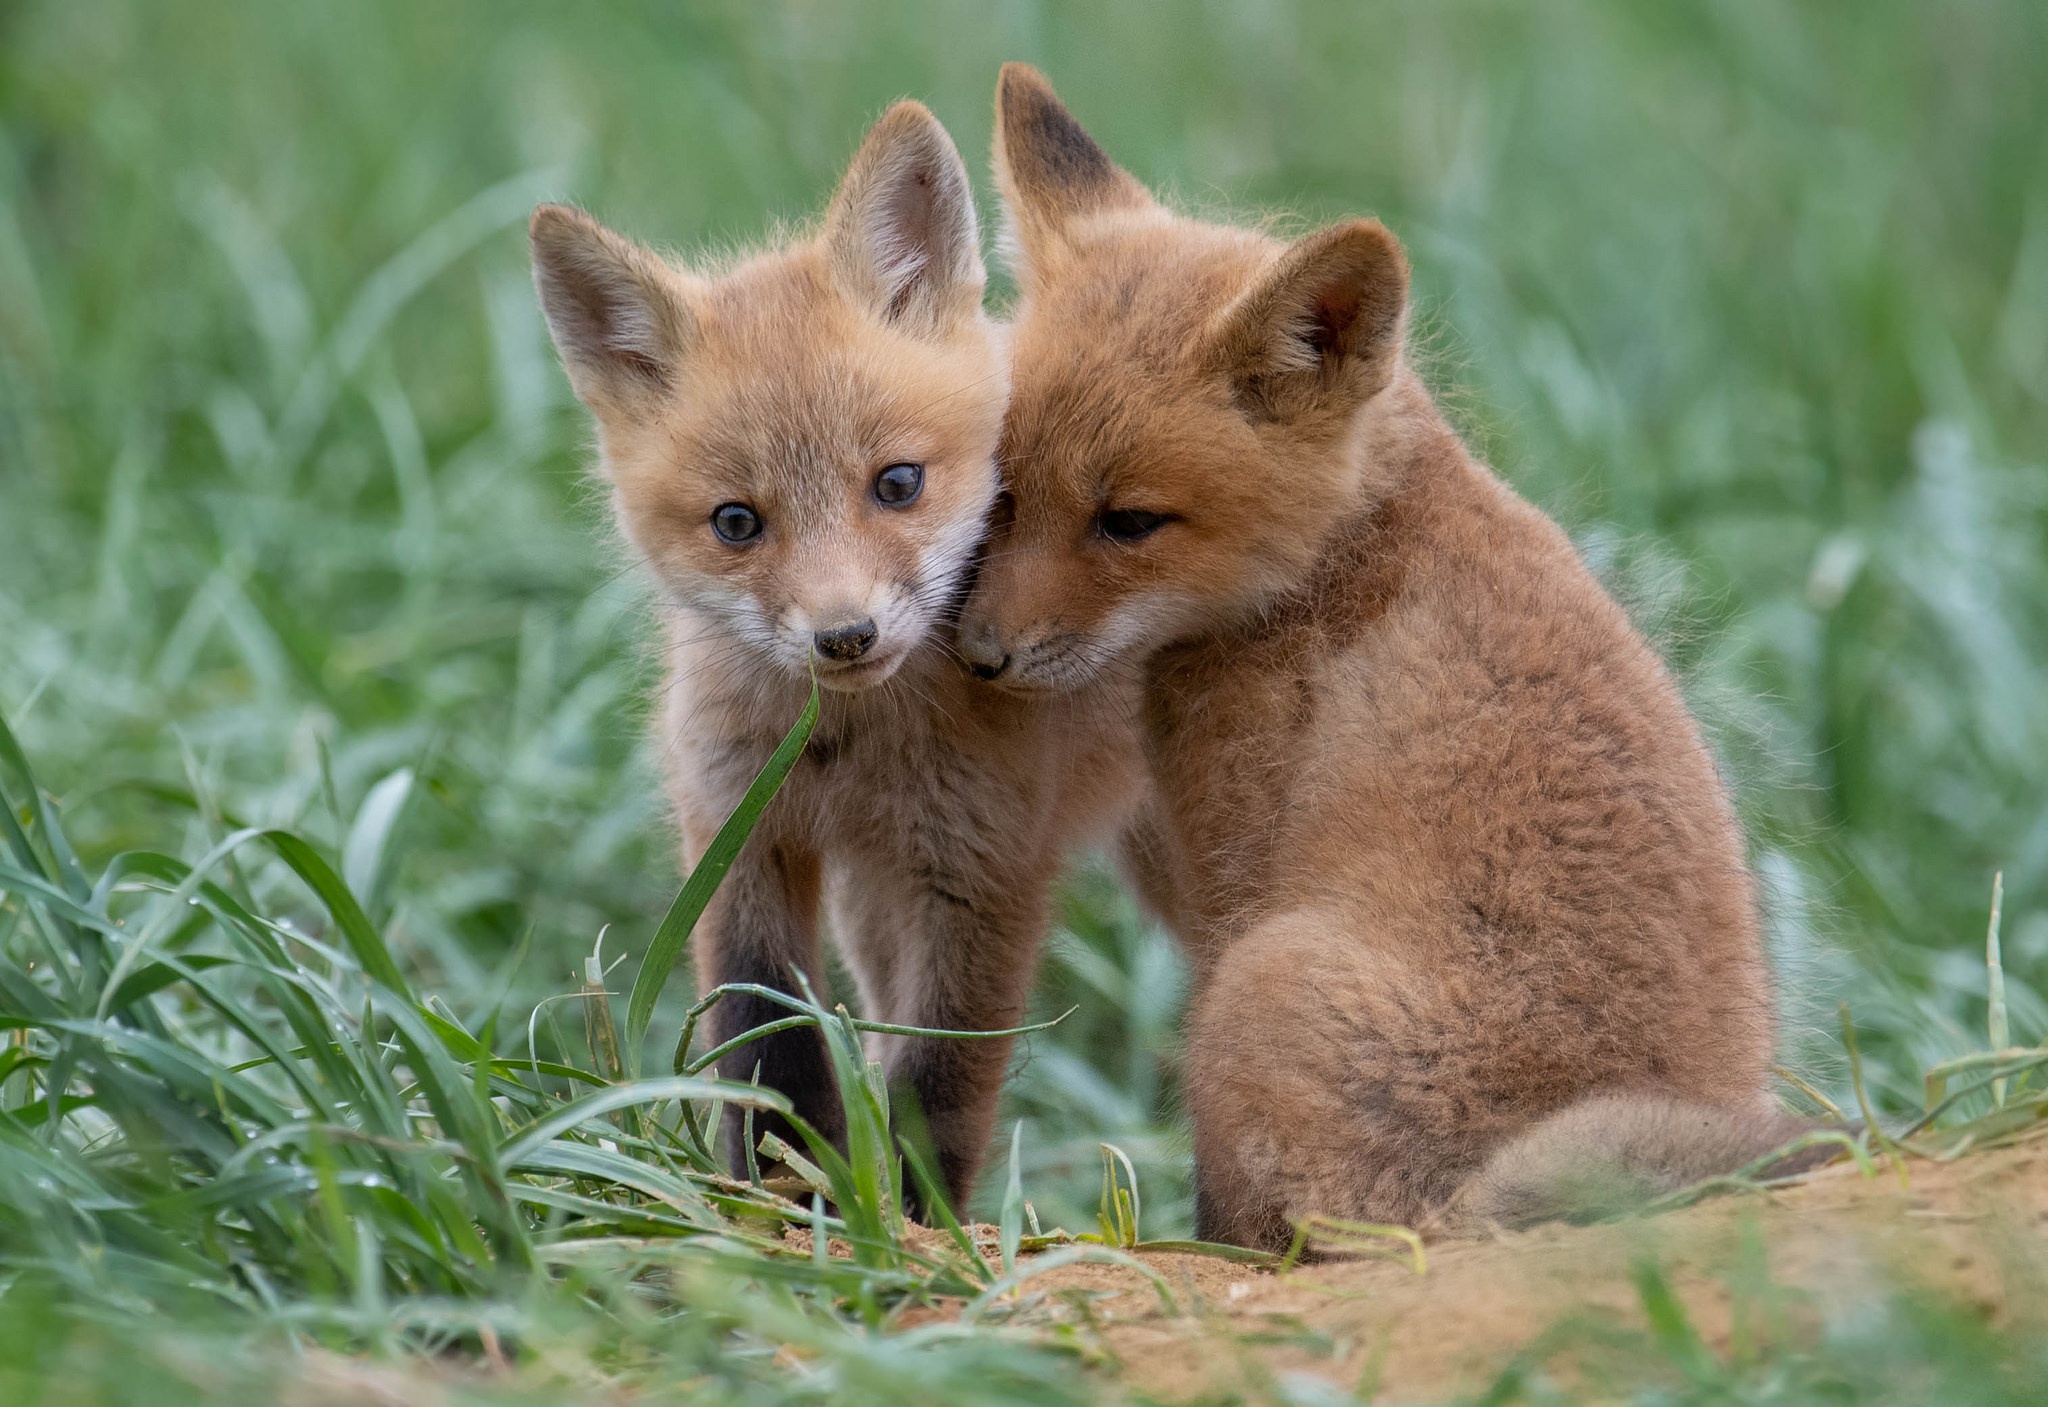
[[992, 1133, 2048, 1401]]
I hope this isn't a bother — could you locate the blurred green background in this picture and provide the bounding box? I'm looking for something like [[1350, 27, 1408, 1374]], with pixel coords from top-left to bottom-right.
[[2, 0, 2044, 1233]]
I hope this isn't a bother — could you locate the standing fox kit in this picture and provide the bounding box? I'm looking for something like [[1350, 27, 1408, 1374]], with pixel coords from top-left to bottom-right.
[[531, 103, 1138, 1209], [962, 66, 1816, 1247]]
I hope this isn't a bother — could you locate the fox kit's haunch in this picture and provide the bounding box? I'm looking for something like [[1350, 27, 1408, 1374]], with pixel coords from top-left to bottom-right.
[[533, 102, 1141, 1211], [966, 65, 1823, 1245]]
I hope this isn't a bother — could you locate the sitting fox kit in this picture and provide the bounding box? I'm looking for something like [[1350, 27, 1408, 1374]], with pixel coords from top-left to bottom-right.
[[535, 77, 1815, 1242], [531, 103, 1138, 1210], [960, 66, 1814, 1246]]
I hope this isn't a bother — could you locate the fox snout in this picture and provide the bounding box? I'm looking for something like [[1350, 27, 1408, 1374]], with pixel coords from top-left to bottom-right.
[[956, 615, 1097, 691], [812, 616, 878, 663], [790, 596, 912, 689], [956, 620, 1011, 681], [960, 553, 1143, 692], [777, 549, 930, 688], [957, 553, 1077, 688]]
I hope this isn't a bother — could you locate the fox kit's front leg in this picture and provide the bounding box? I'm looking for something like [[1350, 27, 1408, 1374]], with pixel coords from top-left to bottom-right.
[[690, 827, 843, 1177], [890, 883, 1051, 1217], [837, 847, 1054, 1217]]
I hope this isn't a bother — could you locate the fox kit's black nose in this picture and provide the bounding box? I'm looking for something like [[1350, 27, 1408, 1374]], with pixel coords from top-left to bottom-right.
[[968, 654, 1009, 682], [814, 619, 878, 662]]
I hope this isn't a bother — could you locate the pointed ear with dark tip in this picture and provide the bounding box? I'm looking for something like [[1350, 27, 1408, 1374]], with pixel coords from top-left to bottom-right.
[[993, 63, 1151, 273], [1210, 219, 1410, 424], [823, 101, 984, 334], [530, 204, 695, 413]]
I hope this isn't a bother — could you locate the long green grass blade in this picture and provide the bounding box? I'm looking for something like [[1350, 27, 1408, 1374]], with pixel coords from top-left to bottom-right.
[[624, 680, 817, 1068], [95, 826, 264, 1018], [260, 830, 413, 998], [999, 1122, 1024, 1275], [1986, 871, 2008, 1108], [340, 766, 414, 913], [0, 708, 91, 900], [497, 1074, 783, 1167]]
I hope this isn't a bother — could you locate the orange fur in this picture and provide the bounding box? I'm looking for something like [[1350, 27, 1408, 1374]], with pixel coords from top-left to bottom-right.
[[533, 101, 1141, 1211], [963, 66, 1812, 1247]]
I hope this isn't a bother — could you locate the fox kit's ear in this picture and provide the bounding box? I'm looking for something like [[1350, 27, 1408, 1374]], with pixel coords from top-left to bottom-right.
[[993, 63, 1150, 280], [530, 204, 695, 415], [823, 101, 984, 335], [1211, 219, 1409, 425]]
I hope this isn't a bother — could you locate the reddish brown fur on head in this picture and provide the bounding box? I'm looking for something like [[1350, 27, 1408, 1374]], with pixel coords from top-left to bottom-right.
[[958, 66, 1409, 690], [532, 102, 1007, 692]]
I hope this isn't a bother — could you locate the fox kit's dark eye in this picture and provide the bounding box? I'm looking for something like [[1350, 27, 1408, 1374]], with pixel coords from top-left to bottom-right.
[[873, 462, 924, 506], [711, 502, 762, 544], [1096, 508, 1173, 543]]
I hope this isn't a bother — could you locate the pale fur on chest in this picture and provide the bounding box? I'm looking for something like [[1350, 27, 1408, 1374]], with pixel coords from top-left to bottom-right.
[[661, 633, 1045, 854], [658, 617, 1143, 968]]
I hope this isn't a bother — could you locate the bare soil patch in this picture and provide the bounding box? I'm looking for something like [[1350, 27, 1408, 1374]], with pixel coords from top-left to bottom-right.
[[986, 1133, 2048, 1401]]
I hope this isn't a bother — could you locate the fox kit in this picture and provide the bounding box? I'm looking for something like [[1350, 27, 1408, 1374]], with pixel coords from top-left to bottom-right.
[[961, 66, 1820, 1247], [531, 102, 1140, 1211]]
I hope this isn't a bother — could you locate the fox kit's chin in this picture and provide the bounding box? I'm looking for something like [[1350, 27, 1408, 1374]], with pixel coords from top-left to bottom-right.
[[812, 647, 913, 693]]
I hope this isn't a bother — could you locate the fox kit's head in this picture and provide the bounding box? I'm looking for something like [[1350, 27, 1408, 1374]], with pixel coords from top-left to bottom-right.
[[958, 66, 1410, 691], [532, 103, 1004, 693]]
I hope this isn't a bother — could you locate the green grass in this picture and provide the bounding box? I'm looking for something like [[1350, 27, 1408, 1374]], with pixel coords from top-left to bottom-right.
[[0, 700, 1150, 1404], [8, 684, 2048, 1404], [3, 0, 2047, 1401]]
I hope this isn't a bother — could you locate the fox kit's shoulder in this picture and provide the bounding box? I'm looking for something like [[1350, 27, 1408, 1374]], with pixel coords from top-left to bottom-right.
[[532, 101, 1005, 717]]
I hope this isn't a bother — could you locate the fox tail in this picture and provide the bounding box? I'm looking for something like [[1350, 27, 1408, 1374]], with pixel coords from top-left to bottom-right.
[[1447, 1093, 1848, 1231]]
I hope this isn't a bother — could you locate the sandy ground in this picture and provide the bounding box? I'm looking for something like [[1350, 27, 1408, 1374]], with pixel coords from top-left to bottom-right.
[[970, 1130, 2048, 1402]]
